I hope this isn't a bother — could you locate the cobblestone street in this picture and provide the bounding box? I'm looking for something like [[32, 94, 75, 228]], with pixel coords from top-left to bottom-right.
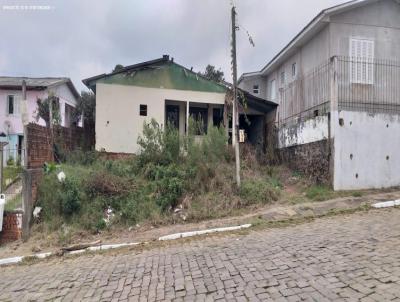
[[1, 208, 400, 301]]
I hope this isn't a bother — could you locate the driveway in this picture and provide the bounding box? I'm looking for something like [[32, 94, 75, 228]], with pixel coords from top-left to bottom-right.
[[1, 208, 400, 301]]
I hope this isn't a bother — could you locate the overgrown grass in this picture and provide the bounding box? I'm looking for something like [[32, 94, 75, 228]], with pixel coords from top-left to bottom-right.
[[305, 185, 335, 201], [3, 166, 22, 189], [37, 119, 281, 233]]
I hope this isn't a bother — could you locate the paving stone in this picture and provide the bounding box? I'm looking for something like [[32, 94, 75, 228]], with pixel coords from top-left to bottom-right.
[[1, 209, 400, 301]]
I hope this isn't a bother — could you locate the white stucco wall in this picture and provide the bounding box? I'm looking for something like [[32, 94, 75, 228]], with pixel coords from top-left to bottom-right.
[[333, 110, 400, 190], [278, 116, 329, 148], [95, 83, 226, 154]]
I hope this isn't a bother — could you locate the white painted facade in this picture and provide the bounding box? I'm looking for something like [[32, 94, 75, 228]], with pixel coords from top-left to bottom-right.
[[333, 110, 400, 190], [278, 116, 329, 148], [95, 83, 226, 154]]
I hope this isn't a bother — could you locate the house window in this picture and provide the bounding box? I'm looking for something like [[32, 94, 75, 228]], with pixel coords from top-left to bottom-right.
[[139, 104, 147, 116], [270, 79, 276, 100], [350, 38, 374, 84], [292, 63, 297, 77], [252, 84, 259, 94], [7, 95, 19, 115], [280, 72, 285, 85]]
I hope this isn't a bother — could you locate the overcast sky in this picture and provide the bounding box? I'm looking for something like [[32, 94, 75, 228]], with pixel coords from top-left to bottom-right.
[[0, 0, 347, 92]]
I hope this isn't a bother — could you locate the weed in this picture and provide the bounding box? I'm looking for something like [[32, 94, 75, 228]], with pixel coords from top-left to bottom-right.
[[305, 185, 334, 201]]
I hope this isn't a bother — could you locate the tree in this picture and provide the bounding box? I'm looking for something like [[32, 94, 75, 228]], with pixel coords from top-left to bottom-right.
[[112, 64, 124, 72], [73, 91, 95, 129], [201, 65, 225, 83], [36, 93, 61, 127]]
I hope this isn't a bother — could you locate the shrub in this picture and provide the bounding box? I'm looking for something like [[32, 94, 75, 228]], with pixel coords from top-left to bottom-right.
[[137, 119, 182, 167], [239, 179, 280, 205], [66, 150, 99, 166], [85, 171, 135, 197], [151, 164, 187, 211], [60, 178, 81, 217]]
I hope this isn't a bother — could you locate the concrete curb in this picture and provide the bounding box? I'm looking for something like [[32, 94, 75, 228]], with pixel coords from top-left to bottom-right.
[[0, 243, 142, 266], [0, 224, 252, 266], [158, 224, 252, 241], [372, 199, 400, 208]]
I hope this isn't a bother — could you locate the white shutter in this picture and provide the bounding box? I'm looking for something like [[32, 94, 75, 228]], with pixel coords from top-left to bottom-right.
[[366, 40, 374, 84], [350, 38, 374, 84]]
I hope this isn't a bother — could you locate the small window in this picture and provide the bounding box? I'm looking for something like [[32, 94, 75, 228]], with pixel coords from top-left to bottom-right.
[[280, 72, 285, 85], [292, 63, 297, 77], [253, 84, 259, 94], [7, 95, 19, 115], [139, 104, 147, 116], [270, 79, 276, 100]]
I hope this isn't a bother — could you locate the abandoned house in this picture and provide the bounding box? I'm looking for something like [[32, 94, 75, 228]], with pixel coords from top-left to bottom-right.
[[239, 0, 400, 190], [83, 55, 276, 154], [0, 77, 79, 165]]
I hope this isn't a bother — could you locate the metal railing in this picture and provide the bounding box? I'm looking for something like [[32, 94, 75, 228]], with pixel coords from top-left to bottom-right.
[[277, 56, 400, 126], [278, 60, 331, 126], [337, 56, 400, 113]]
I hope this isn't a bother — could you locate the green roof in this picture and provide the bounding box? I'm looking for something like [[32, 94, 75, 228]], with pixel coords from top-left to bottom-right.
[[83, 57, 227, 94]]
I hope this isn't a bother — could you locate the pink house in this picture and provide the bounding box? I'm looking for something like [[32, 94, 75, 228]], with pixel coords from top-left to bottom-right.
[[0, 77, 79, 165]]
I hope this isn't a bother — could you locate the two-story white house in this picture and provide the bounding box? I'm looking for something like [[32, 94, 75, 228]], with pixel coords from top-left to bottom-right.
[[0, 77, 79, 165], [239, 0, 400, 190]]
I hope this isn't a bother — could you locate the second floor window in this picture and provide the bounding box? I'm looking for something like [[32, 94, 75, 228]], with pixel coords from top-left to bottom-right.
[[7, 95, 19, 115], [292, 63, 297, 77], [350, 38, 374, 84], [270, 79, 276, 100], [253, 84, 259, 94]]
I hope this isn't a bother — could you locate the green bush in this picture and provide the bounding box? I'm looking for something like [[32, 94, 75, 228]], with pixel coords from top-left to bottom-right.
[[60, 178, 81, 217], [151, 164, 187, 211], [239, 179, 280, 205]]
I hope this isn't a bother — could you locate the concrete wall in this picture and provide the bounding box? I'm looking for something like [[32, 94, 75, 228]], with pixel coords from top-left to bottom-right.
[[330, 0, 400, 60], [278, 116, 329, 148], [333, 110, 400, 190], [238, 74, 267, 100], [95, 83, 226, 154]]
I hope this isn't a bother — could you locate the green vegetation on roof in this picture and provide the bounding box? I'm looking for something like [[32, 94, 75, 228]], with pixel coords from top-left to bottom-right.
[[95, 62, 227, 93]]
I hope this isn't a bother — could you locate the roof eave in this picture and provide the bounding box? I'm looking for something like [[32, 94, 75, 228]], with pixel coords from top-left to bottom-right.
[[250, 0, 376, 77], [81, 57, 169, 89]]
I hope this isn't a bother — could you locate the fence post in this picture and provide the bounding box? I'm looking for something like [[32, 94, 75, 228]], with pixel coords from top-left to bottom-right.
[[21, 169, 33, 241]]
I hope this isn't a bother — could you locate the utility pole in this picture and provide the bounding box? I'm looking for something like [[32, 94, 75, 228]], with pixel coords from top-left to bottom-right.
[[231, 5, 241, 187], [21, 80, 28, 167]]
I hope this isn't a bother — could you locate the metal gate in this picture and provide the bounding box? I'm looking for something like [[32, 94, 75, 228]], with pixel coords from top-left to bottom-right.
[[0, 144, 25, 213]]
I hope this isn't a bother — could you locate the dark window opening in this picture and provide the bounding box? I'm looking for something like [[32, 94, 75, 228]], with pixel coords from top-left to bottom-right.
[[213, 108, 223, 127], [7, 95, 14, 115], [253, 85, 259, 94], [313, 109, 319, 117], [189, 107, 208, 135], [166, 105, 179, 129], [140, 104, 147, 116], [292, 63, 297, 77]]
